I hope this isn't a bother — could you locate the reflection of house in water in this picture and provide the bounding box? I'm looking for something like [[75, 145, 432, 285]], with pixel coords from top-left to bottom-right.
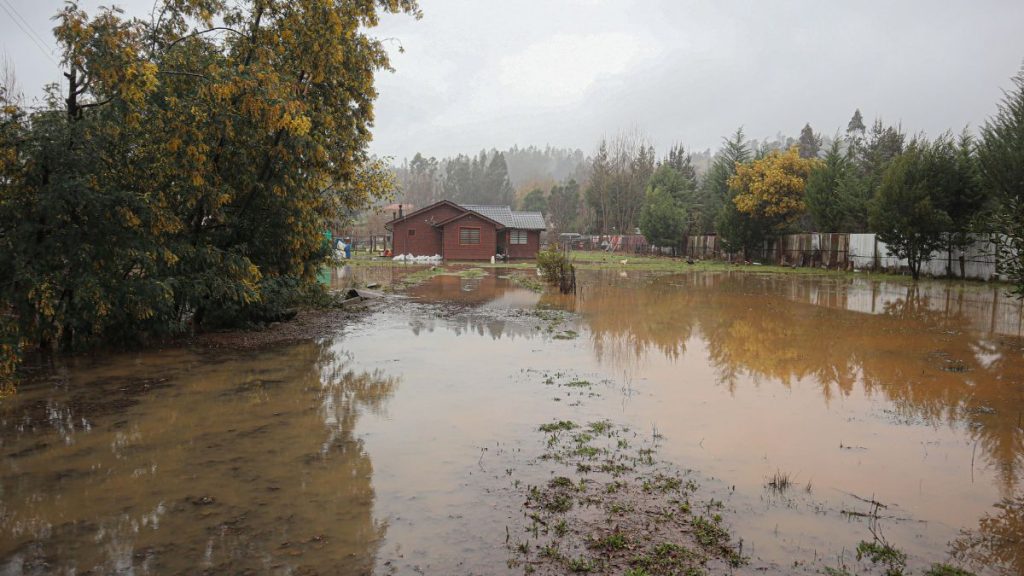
[[405, 273, 546, 340]]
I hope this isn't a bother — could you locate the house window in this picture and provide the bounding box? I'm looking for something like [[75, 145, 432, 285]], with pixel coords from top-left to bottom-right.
[[408, 229, 415, 236], [459, 227, 481, 245], [510, 230, 528, 245]]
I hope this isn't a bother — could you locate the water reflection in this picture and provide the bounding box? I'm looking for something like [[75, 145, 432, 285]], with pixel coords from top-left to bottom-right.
[[0, 339, 398, 575], [3, 267, 1023, 574], [406, 273, 544, 340], [563, 272, 1023, 479], [544, 270, 1023, 574]]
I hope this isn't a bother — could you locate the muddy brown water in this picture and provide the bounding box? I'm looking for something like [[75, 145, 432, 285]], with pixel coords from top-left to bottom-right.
[[2, 268, 1023, 575]]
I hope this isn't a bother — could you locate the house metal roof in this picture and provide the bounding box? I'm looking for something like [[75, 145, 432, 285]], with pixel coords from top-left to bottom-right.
[[509, 211, 546, 230], [459, 204, 546, 230]]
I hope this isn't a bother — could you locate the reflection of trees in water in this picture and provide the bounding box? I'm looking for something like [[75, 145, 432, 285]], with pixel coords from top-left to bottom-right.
[[573, 272, 1021, 460], [569, 271, 1024, 558], [951, 495, 1024, 576], [0, 340, 399, 575], [561, 277, 698, 378], [294, 339, 399, 575], [318, 347, 397, 456]]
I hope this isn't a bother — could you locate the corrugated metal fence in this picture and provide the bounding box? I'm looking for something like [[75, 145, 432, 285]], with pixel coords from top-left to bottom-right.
[[683, 233, 1004, 281]]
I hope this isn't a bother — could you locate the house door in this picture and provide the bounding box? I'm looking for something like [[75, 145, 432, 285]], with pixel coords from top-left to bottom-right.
[[496, 230, 507, 256]]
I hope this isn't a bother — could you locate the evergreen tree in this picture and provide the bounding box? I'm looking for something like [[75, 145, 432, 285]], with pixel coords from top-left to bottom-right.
[[798, 123, 822, 158], [520, 188, 547, 213], [403, 153, 439, 207], [847, 109, 866, 136], [442, 155, 473, 203], [585, 141, 611, 233], [484, 152, 515, 205], [979, 66, 1024, 296], [716, 201, 766, 261], [841, 119, 905, 231], [549, 180, 581, 233], [639, 189, 687, 253], [931, 131, 989, 277], [804, 139, 849, 231], [664, 143, 698, 186], [699, 128, 751, 234], [869, 138, 953, 280], [639, 163, 696, 252]]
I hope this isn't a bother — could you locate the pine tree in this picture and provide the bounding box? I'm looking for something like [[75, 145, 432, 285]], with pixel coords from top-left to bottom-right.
[[485, 152, 515, 206], [931, 131, 989, 277], [798, 123, 822, 158], [979, 66, 1024, 296], [847, 109, 866, 135], [699, 128, 751, 234], [869, 138, 953, 280], [665, 143, 698, 187], [804, 139, 849, 231], [549, 180, 581, 233]]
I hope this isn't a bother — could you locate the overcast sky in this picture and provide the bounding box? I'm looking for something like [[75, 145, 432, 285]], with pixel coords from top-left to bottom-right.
[[4, 0, 1024, 162]]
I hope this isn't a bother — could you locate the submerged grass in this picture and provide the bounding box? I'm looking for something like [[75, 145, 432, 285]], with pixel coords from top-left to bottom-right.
[[397, 266, 447, 287], [765, 469, 793, 494], [856, 540, 908, 576], [508, 271, 546, 292], [512, 417, 747, 575]]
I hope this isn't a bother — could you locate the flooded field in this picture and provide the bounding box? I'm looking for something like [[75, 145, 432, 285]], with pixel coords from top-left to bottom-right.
[[2, 268, 1023, 575]]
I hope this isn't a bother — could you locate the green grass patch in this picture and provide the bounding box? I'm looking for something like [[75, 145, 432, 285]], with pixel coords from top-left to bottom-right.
[[590, 531, 630, 551], [456, 267, 486, 278], [398, 266, 446, 287], [539, 420, 578, 433], [509, 272, 546, 292], [856, 540, 908, 576]]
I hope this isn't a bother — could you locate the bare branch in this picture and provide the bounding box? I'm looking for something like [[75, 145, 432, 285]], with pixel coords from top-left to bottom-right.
[[158, 70, 210, 80], [77, 98, 112, 111], [166, 26, 245, 50]]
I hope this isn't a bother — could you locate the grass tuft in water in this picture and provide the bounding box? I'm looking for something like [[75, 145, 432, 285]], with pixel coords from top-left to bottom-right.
[[765, 469, 793, 494], [539, 420, 577, 433], [856, 540, 908, 576]]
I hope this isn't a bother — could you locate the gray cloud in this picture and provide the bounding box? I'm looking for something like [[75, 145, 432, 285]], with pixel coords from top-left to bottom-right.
[[372, 0, 1024, 159], [4, 0, 1023, 161]]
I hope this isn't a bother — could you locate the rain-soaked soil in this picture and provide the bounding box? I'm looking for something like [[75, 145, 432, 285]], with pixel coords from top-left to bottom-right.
[[1, 266, 1023, 575]]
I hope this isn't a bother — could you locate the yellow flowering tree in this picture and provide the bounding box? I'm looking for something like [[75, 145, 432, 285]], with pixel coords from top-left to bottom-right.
[[0, 0, 420, 377], [728, 147, 820, 233]]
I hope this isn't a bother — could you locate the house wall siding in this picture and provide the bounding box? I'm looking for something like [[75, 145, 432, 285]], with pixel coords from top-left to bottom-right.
[[442, 214, 499, 260], [391, 204, 464, 256], [505, 229, 541, 259]]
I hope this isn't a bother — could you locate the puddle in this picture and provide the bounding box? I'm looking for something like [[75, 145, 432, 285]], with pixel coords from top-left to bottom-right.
[[1, 268, 1022, 574]]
